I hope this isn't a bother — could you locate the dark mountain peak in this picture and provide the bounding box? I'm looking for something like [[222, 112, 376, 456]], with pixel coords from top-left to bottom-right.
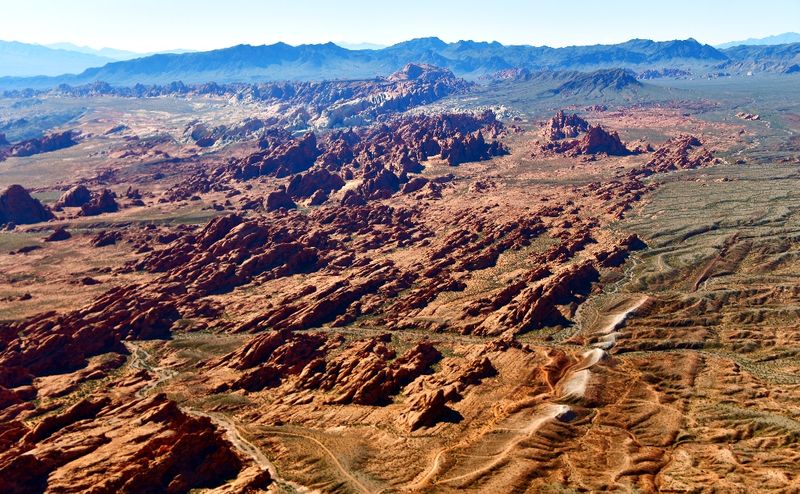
[[616, 38, 726, 62], [553, 68, 642, 95], [389, 37, 448, 51], [621, 38, 657, 47], [452, 40, 501, 50], [299, 41, 346, 50]]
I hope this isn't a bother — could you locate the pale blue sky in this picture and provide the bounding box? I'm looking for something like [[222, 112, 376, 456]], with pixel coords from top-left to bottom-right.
[[2, 0, 798, 52]]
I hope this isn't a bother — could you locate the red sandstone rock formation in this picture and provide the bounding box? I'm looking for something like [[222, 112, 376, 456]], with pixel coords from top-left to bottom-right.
[[0, 285, 180, 389], [542, 125, 631, 156], [215, 329, 329, 392], [441, 130, 509, 165], [308, 189, 328, 205], [401, 176, 429, 194], [44, 227, 71, 242], [232, 132, 320, 179], [0, 393, 245, 494], [286, 168, 345, 198], [473, 261, 600, 336], [91, 230, 122, 247], [55, 184, 92, 208], [160, 111, 506, 207], [644, 135, 715, 172], [576, 125, 631, 155], [79, 189, 120, 216], [538, 111, 632, 157], [8, 130, 79, 158], [293, 335, 441, 405], [265, 186, 297, 211], [0, 184, 54, 226], [545, 110, 590, 140], [399, 354, 496, 430]]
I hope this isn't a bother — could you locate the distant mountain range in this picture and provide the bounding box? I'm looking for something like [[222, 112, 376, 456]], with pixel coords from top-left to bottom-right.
[[1, 36, 798, 90], [0, 40, 195, 77], [45, 43, 195, 61], [44, 43, 145, 61], [720, 42, 800, 73], [717, 32, 800, 49], [0, 41, 115, 77]]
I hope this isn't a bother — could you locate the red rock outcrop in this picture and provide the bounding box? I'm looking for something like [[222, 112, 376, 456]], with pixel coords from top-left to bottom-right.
[[474, 261, 600, 336], [44, 227, 71, 242], [216, 329, 329, 392], [543, 125, 631, 156], [232, 132, 320, 179], [0, 393, 244, 494], [91, 230, 122, 247], [79, 189, 120, 216], [234, 260, 412, 333], [643, 135, 715, 172], [55, 185, 92, 208], [576, 125, 631, 155], [401, 176, 429, 194], [7, 130, 78, 158], [538, 111, 632, 157], [295, 335, 441, 405], [308, 189, 328, 205], [399, 355, 496, 430], [0, 184, 54, 226], [218, 111, 507, 207], [134, 214, 325, 298], [265, 186, 297, 211], [595, 233, 646, 267], [356, 166, 402, 200], [441, 130, 509, 165], [0, 285, 180, 393], [545, 110, 590, 140], [286, 168, 345, 198]]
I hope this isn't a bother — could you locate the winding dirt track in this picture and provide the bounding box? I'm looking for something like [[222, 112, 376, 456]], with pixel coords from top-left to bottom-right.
[[126, 343, 177, 399], [400, 448, 448, 492], [124, 342, 315, 494], [192, 411, 315, 494], [401, 293, 652, 491], [268, 430, 372, 493]]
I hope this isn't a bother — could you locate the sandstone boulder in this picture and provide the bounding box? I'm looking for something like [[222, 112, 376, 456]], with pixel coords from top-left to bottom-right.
[[0, 185, 54, 225], [265, 187, 296, 211], [55, 185, 92, 208], [44, 227, 71, 242], [79, 189, 119, 216]]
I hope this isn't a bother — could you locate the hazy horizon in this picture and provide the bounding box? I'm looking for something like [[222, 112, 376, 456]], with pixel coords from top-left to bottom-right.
[[8, 32, 799, 55], [2, 0, 799, 53]]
